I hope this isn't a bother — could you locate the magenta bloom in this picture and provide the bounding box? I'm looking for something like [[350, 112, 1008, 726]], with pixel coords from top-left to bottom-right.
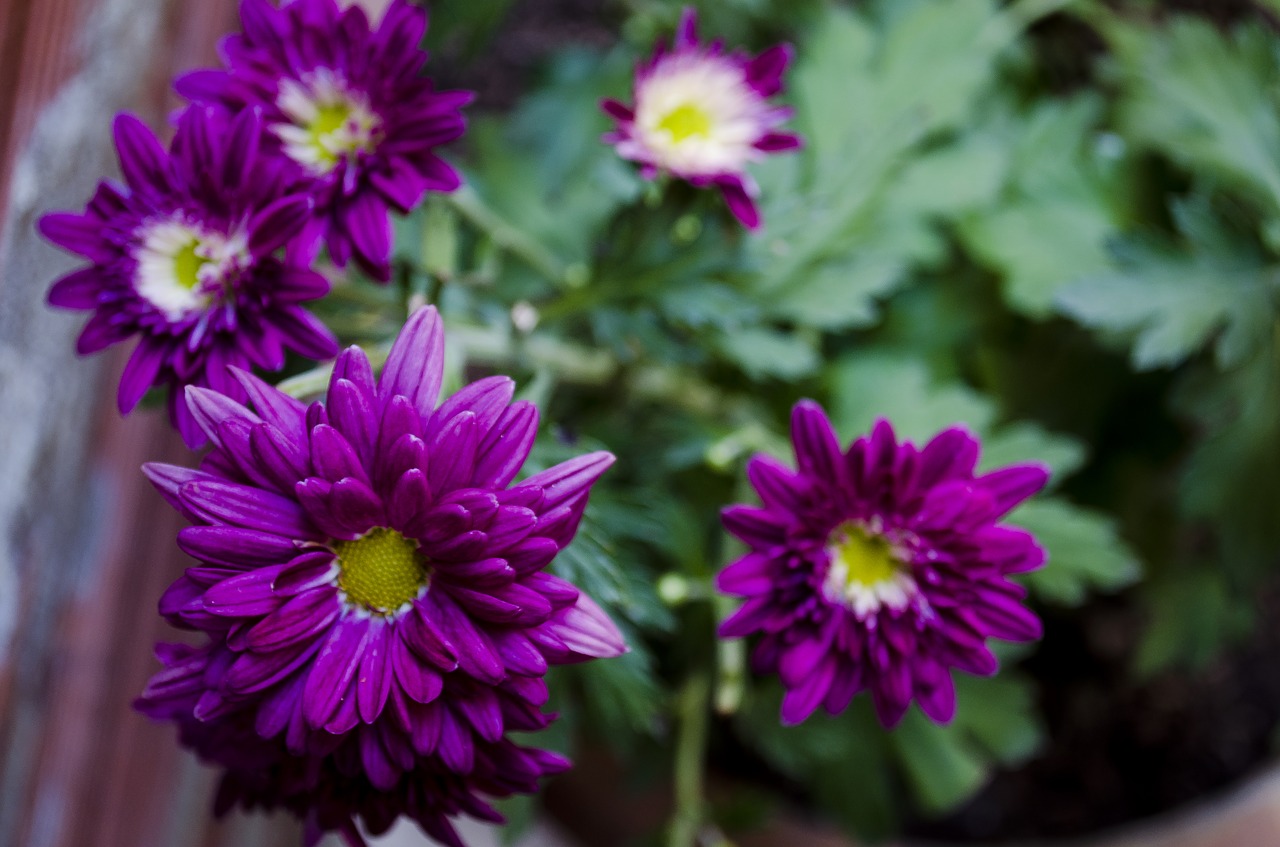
[[40, 107, 338, 447], [718, 402, 1049, 728], [177, 0, 471, 282], [140, 641, 572, 846], [136, 306, 625, 844], [601, 7, 801, 230]]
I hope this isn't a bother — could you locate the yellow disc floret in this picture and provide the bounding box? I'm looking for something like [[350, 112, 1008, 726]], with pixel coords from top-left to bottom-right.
[[334, 527, 428, 614], [657, 102, 714, 143], [170, 238, 210, 291], [823, 522, 917, 618]]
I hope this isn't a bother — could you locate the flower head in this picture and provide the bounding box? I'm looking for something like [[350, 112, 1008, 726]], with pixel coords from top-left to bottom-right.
[[40, 107, 338, 447], [177, 0, 472, 281], [136, 306, 625, 843], [718, 402, 1048, 728], [602, 7, 801, 229], [139, 641, 572, 847]]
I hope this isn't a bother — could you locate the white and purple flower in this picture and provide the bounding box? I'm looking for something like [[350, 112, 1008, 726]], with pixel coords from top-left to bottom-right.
[[602, 8, 802, 229], [177, 0, 472, 282], [718, 402, 1049, 728], [40, 107, 338, 447]]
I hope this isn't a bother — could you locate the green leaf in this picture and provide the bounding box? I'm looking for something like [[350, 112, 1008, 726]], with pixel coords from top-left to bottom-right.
[[952, 674, 1043, 765], [715, 327, 820, 380], [889, 673, 1044, 814], [464, 49, 642, 276], [890, 710, 988, 814], [884, 134, 1008, 218], [977, 421, 1086, 484], [753, 0, 1011, 299], [1055, 199, 1276, 370], [1135, 569, 1253, 674], [770, 254, 908, 330], [831, 353, 1090, 483], [1108, 17, 1280, 213], [1009, 499, 1142, 606], [736, 687, 903, 839], [830, 353, 996, 441], [956, 96, 1123, 317]]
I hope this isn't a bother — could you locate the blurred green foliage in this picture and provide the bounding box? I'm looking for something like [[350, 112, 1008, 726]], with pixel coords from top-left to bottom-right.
[[318, 0, 1280, 841]]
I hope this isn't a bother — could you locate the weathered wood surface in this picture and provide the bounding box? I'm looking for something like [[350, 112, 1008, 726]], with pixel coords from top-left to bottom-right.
[[0, 0, 309, 844]]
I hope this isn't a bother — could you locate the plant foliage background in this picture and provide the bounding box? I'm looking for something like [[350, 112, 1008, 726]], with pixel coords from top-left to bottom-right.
[[286, 0, 1280, 841]]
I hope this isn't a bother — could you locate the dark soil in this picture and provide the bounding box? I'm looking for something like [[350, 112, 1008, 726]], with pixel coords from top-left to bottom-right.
[[909, 585, 1280, 840]]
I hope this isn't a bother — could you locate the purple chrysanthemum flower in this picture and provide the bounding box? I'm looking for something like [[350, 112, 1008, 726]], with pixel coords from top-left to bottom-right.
[[177, 0, 472, 282], [136, 306, 625, 845], [40, 107, 338, 447], [601, 7, 801, 230], [717, 402, 1049, 728], [140, 641, 572, 846]]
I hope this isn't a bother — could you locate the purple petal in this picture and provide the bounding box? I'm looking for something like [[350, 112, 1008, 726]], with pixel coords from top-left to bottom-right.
[[380, 306, 445, 419], [401, 604, 459, 671], [310, 424, 371, 484], [422, 590, 504, 684], [718, 178, 761, 230], [303, 618, 373, 728], [273, 306, 340, 360], [542, 593, 626, 661], [791, 400, 846, 485], [357, 620, 394, 723], [179, 479, 313, 536], [248, 194, 315, 258], [745, 44, 793, 96], [246, 588, 339, 650], [184, 385, 261, 452], [780, 657, 835, 725], [975, 464, 1051, 516], [517, 451, 615, 512], [716, 553, 774, 596], [427, 411, 478, 495], [491, 630, 548, 677], [46, 268, 102, 309], [203, 566, 287, 617], [391, 633, 443, 703], [426, 375, 513, 442], [230, 367, 307, 445], [113, 113, 169, 193], [473, 401, 539, 488], [176, 525, 299, 567]]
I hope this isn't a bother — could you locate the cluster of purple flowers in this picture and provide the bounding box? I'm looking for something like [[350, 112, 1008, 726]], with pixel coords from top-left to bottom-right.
[[43, 0, 470, 446], [40, 3, 1054, 845]]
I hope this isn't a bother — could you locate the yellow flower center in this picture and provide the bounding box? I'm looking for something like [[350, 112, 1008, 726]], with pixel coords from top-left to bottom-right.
[[334, 528, 428, 614], [274, 70, 383, 175], [171, 239, 210, 291], [824, 522, 917, 618], [657, 103, 714, 143], [830, 523, 901, 588]]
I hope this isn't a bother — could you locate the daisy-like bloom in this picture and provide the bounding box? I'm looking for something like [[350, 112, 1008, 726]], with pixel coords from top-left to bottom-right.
[[40, 107, 338, 447], [601, 7, 801, 230], [176, 0, 472, 282], [718, 402, 1049, 728], [136, 306, 626, 845]]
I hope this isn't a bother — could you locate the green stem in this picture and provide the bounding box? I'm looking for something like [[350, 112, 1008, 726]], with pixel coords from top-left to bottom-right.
[[447, 185, 568, 286], [668, 672, 711, 847]]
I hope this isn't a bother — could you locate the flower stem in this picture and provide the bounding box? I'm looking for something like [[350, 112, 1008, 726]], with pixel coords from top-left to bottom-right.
[[668, 671, 711, 847], [447, 185, 569, 286]]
